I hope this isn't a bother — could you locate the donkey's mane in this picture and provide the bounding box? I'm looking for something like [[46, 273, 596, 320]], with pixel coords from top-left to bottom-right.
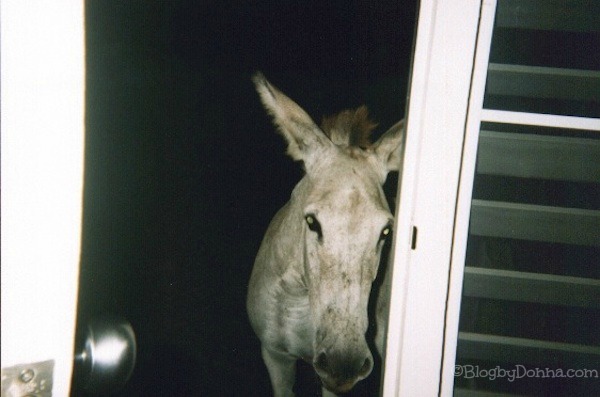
[[320, 106, 378, 149]]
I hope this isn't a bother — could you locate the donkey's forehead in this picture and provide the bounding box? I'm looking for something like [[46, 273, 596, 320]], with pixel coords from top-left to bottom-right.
[[305, 187, 389, 217], [312, 148, 380, 183], [306, 157, 388, 211]]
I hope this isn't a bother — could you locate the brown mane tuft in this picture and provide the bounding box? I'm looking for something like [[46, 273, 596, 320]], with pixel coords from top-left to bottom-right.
[[320, 106, 378, 149]]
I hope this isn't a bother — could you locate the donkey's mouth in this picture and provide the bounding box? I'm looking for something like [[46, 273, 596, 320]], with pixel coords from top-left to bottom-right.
[[320, 377, 357, 394]]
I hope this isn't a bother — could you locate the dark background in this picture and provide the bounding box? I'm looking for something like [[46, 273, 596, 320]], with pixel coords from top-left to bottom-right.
[[76, 1, 416, 396]]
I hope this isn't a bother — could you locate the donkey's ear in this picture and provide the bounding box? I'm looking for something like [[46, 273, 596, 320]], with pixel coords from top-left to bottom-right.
[[372, 119, 405, 172], [253, 72, 331, 162]]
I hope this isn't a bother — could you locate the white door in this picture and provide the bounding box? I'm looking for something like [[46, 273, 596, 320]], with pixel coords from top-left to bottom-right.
[[382, 0, 495, 395], [383, 0, 600, 395], [1, 2, 85, 396]]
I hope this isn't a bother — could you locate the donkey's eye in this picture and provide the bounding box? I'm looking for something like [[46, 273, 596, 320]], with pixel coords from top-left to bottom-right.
[[380, 225, 392, 242], [305, 214, 323, 239]]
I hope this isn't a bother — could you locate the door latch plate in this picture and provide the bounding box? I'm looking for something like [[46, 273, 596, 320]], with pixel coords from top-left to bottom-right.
[[1, 360, 53, 397]]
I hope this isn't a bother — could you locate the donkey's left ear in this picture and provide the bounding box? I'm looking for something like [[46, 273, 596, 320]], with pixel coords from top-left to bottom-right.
[[373, 119, 405, 172]]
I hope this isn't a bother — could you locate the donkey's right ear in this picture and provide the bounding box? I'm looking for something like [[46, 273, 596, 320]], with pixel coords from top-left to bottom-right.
[[252, 72, 331, 162]]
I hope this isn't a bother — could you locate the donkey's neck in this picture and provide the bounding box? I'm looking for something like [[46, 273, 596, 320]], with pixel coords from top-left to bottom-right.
[[268, 177, 312, 289]]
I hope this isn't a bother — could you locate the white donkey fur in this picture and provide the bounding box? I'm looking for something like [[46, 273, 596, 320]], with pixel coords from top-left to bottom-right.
[[247, 73, 403, 397]]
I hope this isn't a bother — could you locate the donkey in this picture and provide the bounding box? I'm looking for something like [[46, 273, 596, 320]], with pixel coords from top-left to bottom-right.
[[247, 73, 403, 397]]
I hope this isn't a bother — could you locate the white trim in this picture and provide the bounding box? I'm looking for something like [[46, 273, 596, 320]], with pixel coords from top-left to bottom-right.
[[381, 1, 435, 392], [439, 0, 498, 395], [383, 1, 487, 395], [481, 109, 600, 131]]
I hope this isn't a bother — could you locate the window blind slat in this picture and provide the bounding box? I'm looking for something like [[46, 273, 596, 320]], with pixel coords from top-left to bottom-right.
[[477, 130, 600, 182], [463, 266, 600, 308], [470, 200, 600, 246], [495, 0, 600, 32], [486, 63, 600, 102], [458, 332, 600, 368]]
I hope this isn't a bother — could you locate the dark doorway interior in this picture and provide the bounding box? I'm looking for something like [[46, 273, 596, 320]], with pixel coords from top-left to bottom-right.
[[77, 2, 415, 395]]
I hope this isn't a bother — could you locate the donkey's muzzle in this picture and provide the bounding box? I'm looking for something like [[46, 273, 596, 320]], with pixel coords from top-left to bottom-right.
[[313, 348, 374, 394]]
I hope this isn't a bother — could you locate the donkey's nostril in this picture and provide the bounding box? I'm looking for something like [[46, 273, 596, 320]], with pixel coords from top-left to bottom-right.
[[315, 351, 328, 372], [314, 350, 372, 382], [358, 356, 373, 377]]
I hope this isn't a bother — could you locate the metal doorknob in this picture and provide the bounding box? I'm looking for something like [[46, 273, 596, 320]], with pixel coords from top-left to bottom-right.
[[73, 316, 137, 395]]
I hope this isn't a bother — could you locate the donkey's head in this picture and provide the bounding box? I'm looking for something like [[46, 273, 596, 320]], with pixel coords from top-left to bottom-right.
[[253, 73, 403, 394]]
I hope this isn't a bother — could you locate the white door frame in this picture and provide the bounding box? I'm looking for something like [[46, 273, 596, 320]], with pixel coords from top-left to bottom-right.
[[383, 1, 497, 395]]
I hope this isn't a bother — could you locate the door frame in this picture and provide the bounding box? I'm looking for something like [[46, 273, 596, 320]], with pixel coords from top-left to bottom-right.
[[382, 1, 497, 395]]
